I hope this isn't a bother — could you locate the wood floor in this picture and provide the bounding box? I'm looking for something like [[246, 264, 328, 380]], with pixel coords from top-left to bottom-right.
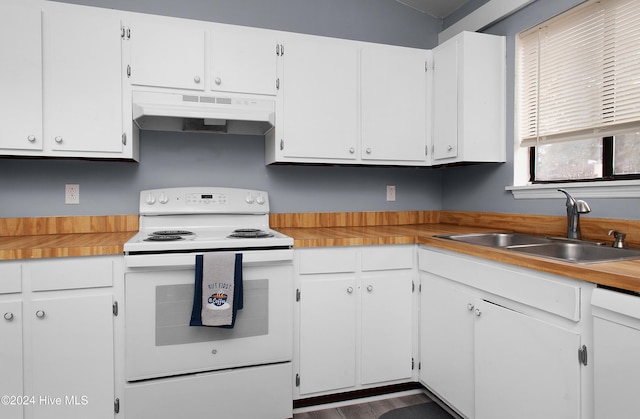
[[293, 392, 433, 419]]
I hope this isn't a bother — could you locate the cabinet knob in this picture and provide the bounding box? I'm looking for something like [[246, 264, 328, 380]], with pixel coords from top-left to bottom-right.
[[27, 135, 36, 143], [447, 145, 453, 152], [4, 312, 14, 321], [54, 136, 63, 144], [194, 75, 201, 84], [474, 308, 482, 317], [366, 148, 372, 154], [349, 147, 355, 154], [215, 77, 222, 85], [347, 287, 354, 294], [35, 310, 46, 318], [366, 285, 373, 292], [467, 303, 474, 311]]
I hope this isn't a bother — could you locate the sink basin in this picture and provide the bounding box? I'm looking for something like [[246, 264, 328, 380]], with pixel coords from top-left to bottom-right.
[[508, 242, 640, 264], [437, 232, 554, 247], [436, 232, 640, 263]]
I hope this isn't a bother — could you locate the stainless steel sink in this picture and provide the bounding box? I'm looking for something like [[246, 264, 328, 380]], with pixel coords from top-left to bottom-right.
[[436, 232, 554, 247], [436, 232, 640, 264], [508, 242, 640, 264]]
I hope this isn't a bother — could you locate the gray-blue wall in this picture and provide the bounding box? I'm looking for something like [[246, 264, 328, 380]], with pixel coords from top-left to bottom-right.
[[2, 0, 637, 220]]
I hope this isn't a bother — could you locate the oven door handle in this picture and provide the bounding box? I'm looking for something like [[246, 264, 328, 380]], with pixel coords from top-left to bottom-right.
[[125, 249, 293, 268]]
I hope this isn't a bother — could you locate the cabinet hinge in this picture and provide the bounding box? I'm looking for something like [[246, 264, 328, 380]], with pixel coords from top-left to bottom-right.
[[412, 281, 415, 293], [411, 357, 415, 370], [121, 26, 130, 40], [425, 145, 429, 156], [114, 398, 120, 414], [280, 139, 285, 151], [578, 345, 588, 366], [418, 361, 421, 371], [296, 289, 301, 302], [127, 64, 131, 78], [295, 373, 300, 387], [276, 78, 280, 90], [122, 133, 127, 146], [113, 301, 119, 317]]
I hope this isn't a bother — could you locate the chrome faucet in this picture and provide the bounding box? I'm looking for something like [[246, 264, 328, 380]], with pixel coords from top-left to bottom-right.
[[558, 189, 591, 240]]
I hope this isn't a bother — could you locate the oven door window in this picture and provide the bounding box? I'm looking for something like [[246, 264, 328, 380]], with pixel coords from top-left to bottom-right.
[[156, 280, 268, 346]]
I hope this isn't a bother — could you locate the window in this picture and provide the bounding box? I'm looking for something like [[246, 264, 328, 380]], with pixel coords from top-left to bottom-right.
[[516, 0, 640, 184]]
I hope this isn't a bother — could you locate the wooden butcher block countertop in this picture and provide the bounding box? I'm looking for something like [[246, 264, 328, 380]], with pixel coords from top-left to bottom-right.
[[273, 211, 640, 293], [0, 215, 138, 260], [2, 211, 640, 292]]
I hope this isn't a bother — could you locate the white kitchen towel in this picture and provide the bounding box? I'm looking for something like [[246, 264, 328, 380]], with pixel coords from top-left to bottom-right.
[[190, 253, 243, 328]]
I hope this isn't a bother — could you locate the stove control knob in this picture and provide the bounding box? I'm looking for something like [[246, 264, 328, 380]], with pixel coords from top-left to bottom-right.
[[145, 193, 156, 205], [256, 194, 265, 205], [245, 193, 255, 204], [159, 193, 169, 204]]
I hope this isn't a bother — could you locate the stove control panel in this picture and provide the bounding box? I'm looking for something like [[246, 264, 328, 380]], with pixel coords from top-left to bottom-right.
[[139, 187, 269, 215]]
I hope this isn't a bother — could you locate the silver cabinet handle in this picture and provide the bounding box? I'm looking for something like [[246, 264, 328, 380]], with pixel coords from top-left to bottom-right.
[[194, 75, 201, 84], [36, 310, 45, 318], [347, 287, 354, 294], [366, 285, 373, 292], [467, 303, 474, 311], [28, 135, 36, 142], [215, 77, 222, 85], [475, 308, 482, 317], [4, 312, 14, 321], [54, 136, 63, 144]]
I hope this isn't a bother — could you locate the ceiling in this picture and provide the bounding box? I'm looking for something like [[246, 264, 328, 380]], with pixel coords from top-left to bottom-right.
[[395, 0, 475, 18]]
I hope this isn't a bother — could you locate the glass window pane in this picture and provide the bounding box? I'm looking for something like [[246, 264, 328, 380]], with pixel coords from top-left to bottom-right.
[[535, 138, 602, 181], [613, 133, 640, 175]]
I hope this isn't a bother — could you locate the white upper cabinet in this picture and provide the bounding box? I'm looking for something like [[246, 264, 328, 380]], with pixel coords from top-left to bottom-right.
[[0, 1, 136, 160], [127, 15, 206, 91], [272, 34, 359, 162], [43, 4, 128, 157], [360, 45, 430, 164], [0, 0, 42, 152], [210, 24, 279, 96], [432, 31, 506, 164]]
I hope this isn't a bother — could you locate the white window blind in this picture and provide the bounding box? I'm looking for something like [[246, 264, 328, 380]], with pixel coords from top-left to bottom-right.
[[517, 0, 640, 147]]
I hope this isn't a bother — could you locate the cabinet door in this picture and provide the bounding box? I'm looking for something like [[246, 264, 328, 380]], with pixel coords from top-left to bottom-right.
[[360, 271, 413, 385], [42, 5, 124, 154], [432, 37, 458, 161], [30, 294, 114, 419], [420, 274, 475, 419], [0, 300, 23, 419], [0, 0, 42, 152], [128, 16, 205, 91], [361, 46, 427, 163], [474, 300, 581, 419], [280, 36, 358, 161], [299, 276, 356, 395], [211, 25, 278, 96]]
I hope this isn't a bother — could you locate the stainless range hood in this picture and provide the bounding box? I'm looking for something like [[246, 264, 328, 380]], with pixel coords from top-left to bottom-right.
[[132, 91, 275, 135]]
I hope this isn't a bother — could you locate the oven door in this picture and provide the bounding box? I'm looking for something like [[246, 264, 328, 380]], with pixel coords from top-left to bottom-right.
[[124, 249, 293, 381]]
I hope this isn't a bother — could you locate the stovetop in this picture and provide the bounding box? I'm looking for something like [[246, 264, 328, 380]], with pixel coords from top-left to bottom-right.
[[124, 187, 293, 254]]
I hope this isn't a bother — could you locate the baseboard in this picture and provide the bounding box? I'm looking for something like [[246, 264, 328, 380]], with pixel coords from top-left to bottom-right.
[[293, 382, 424, 410]]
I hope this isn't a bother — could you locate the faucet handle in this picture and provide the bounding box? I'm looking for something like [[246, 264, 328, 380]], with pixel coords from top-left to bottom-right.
[[608, 230, 627, 248], [575, 199, 591, 214]]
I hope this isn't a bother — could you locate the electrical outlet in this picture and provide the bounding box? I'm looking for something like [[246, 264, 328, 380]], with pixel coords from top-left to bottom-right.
[[65, 184, 80, 205], [386, 185, 396, 202]]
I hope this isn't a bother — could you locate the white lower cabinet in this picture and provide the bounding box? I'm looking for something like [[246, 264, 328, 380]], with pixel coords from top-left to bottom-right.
[[0, 256, 119, 419], [295, 246, 416, 398], [419, 246, 591, 419]]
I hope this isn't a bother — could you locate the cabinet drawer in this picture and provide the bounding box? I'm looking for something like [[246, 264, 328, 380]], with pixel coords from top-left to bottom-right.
[[362, 246, 413, 271], [419, 247, 581, 321], [0, 263, 21, 294], [26, 257, 113, 291], [298, 248, 357, 274]]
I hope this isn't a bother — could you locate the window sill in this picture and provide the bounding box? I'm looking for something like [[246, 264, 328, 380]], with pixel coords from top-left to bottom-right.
[[506, 180, 640, 199]]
